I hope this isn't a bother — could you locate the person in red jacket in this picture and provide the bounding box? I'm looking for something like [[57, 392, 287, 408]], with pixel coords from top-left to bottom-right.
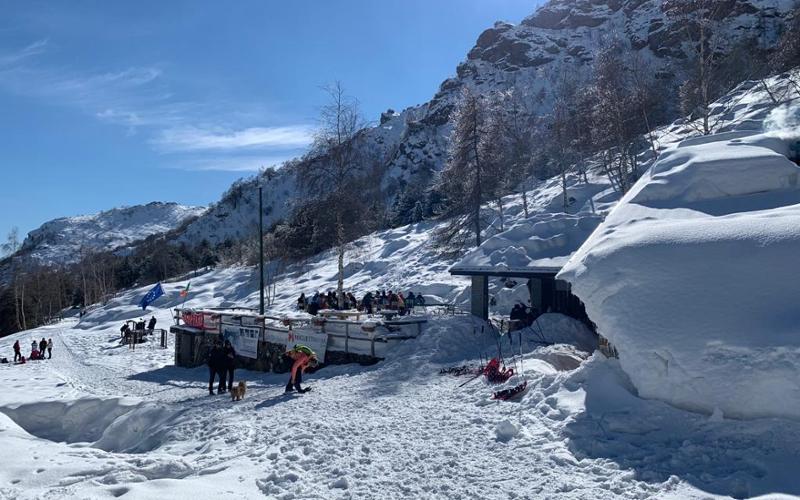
[[285, 345, 317, 393]]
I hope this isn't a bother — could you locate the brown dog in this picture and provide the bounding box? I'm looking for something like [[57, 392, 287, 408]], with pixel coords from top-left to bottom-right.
[[231, 380, 246, 401]]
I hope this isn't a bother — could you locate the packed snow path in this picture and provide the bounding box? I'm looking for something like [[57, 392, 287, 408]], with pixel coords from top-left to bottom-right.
[[1, 318, 799, 499]]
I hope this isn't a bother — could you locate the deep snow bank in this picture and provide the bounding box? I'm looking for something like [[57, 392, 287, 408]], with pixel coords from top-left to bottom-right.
[[559, 127, 800, 420]]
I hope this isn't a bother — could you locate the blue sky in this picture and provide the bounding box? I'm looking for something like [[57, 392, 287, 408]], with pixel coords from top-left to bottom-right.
[[0, 0, 540, 247]]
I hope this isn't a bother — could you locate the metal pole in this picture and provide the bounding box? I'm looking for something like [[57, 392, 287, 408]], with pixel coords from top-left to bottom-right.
[[259, 185, 265, 315]]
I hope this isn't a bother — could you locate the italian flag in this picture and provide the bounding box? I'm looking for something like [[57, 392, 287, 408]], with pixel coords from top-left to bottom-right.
[[179, 282, 191, 298]]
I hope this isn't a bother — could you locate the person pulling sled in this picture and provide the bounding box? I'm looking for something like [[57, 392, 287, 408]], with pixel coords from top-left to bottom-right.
[[285, 344, 318, 394]]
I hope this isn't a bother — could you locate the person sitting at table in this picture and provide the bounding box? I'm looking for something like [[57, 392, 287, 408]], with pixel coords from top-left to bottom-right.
[[347, 292, 358, 310], [397, 292, 407, 316], [308, 292, 321, 316]]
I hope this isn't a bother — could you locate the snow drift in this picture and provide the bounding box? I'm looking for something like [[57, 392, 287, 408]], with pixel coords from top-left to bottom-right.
[[559, 128, 800, 420]]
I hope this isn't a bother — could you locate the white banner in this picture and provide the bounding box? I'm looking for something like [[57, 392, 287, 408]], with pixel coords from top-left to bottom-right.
[[264, 326, 328, 363], [221, 323, 260, 359]]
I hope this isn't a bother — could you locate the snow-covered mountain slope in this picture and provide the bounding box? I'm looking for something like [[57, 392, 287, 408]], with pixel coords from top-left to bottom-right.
[[174, 0, 798, 248], [559, 79, 800, 419], [17, 202, 206, 265]]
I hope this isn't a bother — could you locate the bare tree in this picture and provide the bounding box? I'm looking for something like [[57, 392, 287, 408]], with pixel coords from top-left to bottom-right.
[[298, 82, 368, 305], [671, 0, 727, 135], [495, 89, 537, 218]]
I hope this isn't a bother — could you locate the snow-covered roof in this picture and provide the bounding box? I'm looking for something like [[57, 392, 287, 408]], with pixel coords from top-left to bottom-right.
[[558, 120, 800, 420], [450, 212, 603, 276]]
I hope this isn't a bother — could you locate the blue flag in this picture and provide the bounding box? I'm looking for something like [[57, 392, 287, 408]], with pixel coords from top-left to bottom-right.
[[139, 283, 164, 310]]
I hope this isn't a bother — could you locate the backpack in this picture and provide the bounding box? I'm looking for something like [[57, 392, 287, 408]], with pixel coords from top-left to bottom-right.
[[292, 345, 315, 357]]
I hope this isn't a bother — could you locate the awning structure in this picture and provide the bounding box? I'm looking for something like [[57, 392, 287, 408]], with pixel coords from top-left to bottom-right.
[[449, 212, 602, 321]]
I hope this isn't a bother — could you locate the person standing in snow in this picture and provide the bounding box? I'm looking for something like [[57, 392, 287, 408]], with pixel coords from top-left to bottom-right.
[[147, 316, 157, 331], [361, 291, 374, 314], [13, 340, 21, 363], [223, 339, 237, 392], [415, 294, 425, 307], [39, 338, 47, 359], [207, 340, 228, 395], [297, 293, 307, 311], [285, 345, 317, 393], [47, 338, 53, 359], [397, 292, 406, 316]]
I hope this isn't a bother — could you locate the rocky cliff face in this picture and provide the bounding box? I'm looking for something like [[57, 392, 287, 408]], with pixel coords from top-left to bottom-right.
[[173, 0, 797, 247]]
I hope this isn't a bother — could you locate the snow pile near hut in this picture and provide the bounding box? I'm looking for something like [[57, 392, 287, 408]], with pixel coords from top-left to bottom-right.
[[452, 212, 604, 274], [559, 119, 800, 420]]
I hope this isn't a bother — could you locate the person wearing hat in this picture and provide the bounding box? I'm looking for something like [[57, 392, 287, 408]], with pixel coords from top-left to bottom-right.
[[285, 345, 317, 394]]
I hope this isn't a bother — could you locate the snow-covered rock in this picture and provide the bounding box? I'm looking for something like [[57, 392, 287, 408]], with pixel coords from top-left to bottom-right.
[[559, 114, 800, 419], [452, 212, 604, 275], [18, 202, 205, 265]]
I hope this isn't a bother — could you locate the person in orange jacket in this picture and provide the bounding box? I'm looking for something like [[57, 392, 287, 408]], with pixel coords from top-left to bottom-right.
[[285, 345, 317, 393]]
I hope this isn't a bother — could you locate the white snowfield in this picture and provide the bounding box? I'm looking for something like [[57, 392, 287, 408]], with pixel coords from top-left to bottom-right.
[[18, 202, 206, 265], [3, 306, 800, 499], [560, 112, 800, 420]]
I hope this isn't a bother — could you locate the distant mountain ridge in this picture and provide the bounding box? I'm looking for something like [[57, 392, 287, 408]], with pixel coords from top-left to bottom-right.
[[18, 202, 206, 265]]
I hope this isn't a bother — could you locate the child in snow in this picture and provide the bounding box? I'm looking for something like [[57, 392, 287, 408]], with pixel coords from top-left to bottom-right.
[[285, 345, 317, 393]]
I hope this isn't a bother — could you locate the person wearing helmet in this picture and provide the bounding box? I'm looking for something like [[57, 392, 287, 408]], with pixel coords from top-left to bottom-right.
[[285, 344, 317, 393]]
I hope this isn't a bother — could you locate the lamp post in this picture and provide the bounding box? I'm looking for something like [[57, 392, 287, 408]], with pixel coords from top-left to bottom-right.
[[258, 185, 265, 315]]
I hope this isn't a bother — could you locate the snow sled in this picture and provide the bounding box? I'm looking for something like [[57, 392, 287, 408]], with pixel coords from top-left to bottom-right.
[[493, 381, 528, 401], [483, 358, 514, 384]]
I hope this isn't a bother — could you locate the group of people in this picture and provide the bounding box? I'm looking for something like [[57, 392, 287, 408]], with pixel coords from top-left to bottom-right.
[[119, 316, 158, 340], [206, 339, 318, 395], [509, 303, 540, 328], [10, 338, 53, 364], [297, 289, 426, 316], [207, 338, 237, 395]]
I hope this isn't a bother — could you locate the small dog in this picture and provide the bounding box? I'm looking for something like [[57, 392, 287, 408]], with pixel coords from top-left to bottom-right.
[[231, 380, 247, 401]]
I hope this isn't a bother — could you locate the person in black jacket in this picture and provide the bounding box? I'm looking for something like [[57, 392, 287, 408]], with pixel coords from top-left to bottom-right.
[[207, 340, 227, 395], [147, 316, 157, 331], [223, 339, 236, 392], [39, 338, 47, 359], [361, 291, 374, 314]]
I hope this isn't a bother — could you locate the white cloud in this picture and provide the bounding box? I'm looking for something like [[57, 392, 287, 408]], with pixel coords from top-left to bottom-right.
[[168, 154, 298, 172], [152, 125, 315, 152], [0, 43, 312, 170], [0, 38, 48, 66]]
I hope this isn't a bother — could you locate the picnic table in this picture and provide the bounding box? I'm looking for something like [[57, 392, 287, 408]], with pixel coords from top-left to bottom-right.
[[319, 309, 364, 321], [375, 309, 400, 320]]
